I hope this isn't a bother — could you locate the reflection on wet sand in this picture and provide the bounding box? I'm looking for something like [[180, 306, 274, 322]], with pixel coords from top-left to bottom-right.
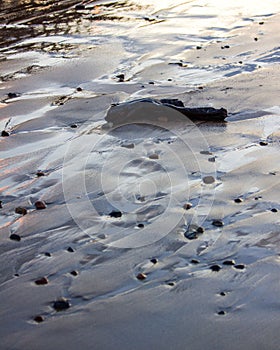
[[0, 0, 148, 53]]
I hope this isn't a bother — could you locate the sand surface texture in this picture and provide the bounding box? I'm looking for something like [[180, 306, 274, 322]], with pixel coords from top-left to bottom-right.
[[0, 1, 280, 349]]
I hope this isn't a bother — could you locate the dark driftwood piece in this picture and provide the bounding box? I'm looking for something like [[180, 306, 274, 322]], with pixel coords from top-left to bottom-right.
[[107, 98, 227, 123]]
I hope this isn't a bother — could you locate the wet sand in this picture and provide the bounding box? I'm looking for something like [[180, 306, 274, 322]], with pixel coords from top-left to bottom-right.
[[0, 1, 280, 349]]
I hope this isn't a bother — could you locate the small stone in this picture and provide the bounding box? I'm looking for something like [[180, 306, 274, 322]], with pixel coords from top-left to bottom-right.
[[36, 171, 45, 177], [239, 61, 243, 64], [121, 143, 134, 149], [198, 86, 204, 90], [75, 4, 85, 10], [0, 200, 2, 208], [10, 233, 21, 241], [220, 292, 226, 296], [167, 282, 175, 286], [224, 45, 230, 49], [254, 37, 258, 41], [15, 207, 27, 215], [137, 223, 144, 228], [223, 260, 236, 266], [136, 273, 147, 281], [148, 81, 154, 85], [217, 310, 226, 315], [8, 92, 19, 98], [185, 232, 198, 240], [70, 270, 78, 276], [255, 196, 262, 200], [150, 258, 158, 264], [259, 141, 268, 146], [212, 220, 224, 227], [116, 74, 125, 82], [53, 298, 70, 311], [196, 226, 204, 234], [208, 157, 216, 162], [76, 87, 83, 92], [191, 259, 200, 264], [35, 201, 46, 210], [200, 150, 212, 155], [44, 252, 51, 257], [149, 153, 159, 160], [67, 247, 75, 253], [271, 208, 278, 213], [234, 198, 243, 203], [109, 210, 122, 218], [1, 130, 10, 137], [196, 46, 202, 50], [34, 315, 44, 323], [35, 277, 48, 285], [183, 203, 192, 210], [234, 264, 245, 270], [259, 21, 264, 25], [210, 264, 221, 272], [70, 124, 78, 128], [14, 273, 19, 277], [202, 176, 215, 184]]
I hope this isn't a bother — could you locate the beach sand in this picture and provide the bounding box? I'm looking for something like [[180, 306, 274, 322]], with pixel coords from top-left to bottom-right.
[[0, 1, 280, 349]]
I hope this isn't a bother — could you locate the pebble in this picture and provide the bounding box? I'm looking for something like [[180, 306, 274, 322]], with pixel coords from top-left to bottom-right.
[[150, 258, 158, 264], [208, 157, 216, 162], [34, 315, 44, 323], [15, 207, 27, 215], [183, 203, 192, 210], [202, 176, 215, 184], [70, 124, 78, 128], [259, 21, 264, 25], [0, 200, 2, 208], [234, 198, 243, 203], [45, 252, 51, 257], [121, 143, 134, 149], [109, 210, 122, 218], [76, 87, 83, 92], [35, 277, 49, 285], [212, 220, 224, 227], [210, 264, 222, 272], [1, 130, 10, 137], [75, 4, 85, 10], [8, 92, 20, 98], [137, 223, 144, 228], [271, 208, 278, 213], [10, 233, 21, 241], [234, 264, 245, 270], [217, 310, 226, 315], [191, 259, 200, 264], [67, 246, 75, 253], [136, 273, 147, 281], [167, 282, 175, 286], [196, 46, 202, 50], [200, 150, 212, 155], [35, 201, 46, 210], [116, 74, 125, 82], [36, 171, 45, 177], [70, 270, 79, 276], [220, 292, 226, 296], [259, 141, 268, 146], [53, 298, 70, 311], [223, 260, 236, 266], [149, 153, 159, 160], [254, 37, 258, 41]]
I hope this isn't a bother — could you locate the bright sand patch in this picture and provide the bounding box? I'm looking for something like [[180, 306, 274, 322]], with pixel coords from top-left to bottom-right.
[[0, 1, 280, 349]]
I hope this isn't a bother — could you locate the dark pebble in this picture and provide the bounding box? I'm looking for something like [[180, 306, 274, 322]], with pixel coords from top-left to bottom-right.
[[70, 124, 78, 128], [109, 210, 122, 218], [167, 282, 175, 286], [271, 208, 278, 213], [198, 86, 204, 90], [148, 81, 154, 85], [75, 4, 85, 10], [234, 264, 245, 270], [184, 231, 198, 240], [14, 273, 19, 277], [196, 226, 204, 234], [223, 260, 236, 266], [53, 298, 70, 311], [191, 259, 200, 264], [136, 273, 147, 281], [183, 203, 192, 210], [67, 246, 75, 253], [8, 92, 19, 98], [210, 264, 222, 272], [70, 270, 78, 276], [224, 45, 230, 49], [137, 223, 144, 228], [196, 46, 202, 50], [35, 201, 46, 210], [15, 207, 27, 215], [259, 141, 268, 146], [10, 233, 21, 241], [45, 252, 51, 257], [34, 315, 44, 323], [208, 157, 216, 162], [234, 198, 243, 203], [239, 61, 243, 64], [259, 21, 264, 25], [150, 258, 158, 264], [76, 87, 83, 92], [0, 200, 2, 208], [255, 196, 262, 200], [1, 130, 10, 137], [35, 277, 48, 285], [220, 291, 226, 296], [254, 37, 258, 41], [212, 220, 224, 227], [217, 310, 226, 315], [36, 171, 45, 177], [116, 74, 125, 82]]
